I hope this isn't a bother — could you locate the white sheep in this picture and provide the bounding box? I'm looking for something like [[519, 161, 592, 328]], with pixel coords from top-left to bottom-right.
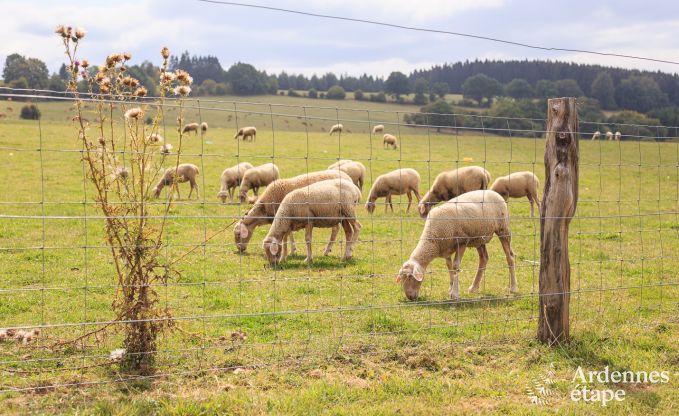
[[397, 190, 517, 301], [418, 166, 491, 218], [327, 160, 366, 190], [490, 171, 541, 217], [238, 163, 280, 203], [234, 126, 257, 141], [234, 169, 351, 256], [365, 168, 421, 213], [262, 178, 362, 264], [181, 122, 199, 135], [605, 131, 613, 141], [200, 122, 208, 133], [614, 131, 621, 141], [218, 162, 254, 203], [372, 124, 384, 134], [328, 124, 343, 135], [383, 134, 398, 149], [152, 163, 200, 199], [591, 131, 601, 141]]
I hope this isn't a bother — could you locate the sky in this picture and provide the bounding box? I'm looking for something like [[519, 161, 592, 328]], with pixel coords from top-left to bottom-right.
[[4, 0, 679, 78]]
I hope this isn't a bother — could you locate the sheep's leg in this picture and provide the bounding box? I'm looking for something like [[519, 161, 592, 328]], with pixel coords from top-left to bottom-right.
[[468, 245, 488, 293], [192, 180, 199, 199], [532, 193, 541, 217], [304, 223, 313, 263], [288, 232, 297, 255], [175, 185, 181, 200], [323, 224, 340, 256], [253, 187, 259, 196], [499, 235, 518, 294], [413, 188, 421, 202], [447, 246, 465, 301], [528, 195, 535, 217], [340, 220, 354, 261], [406, 192, 413, 212], [389, 194, 395, 212], [384, 192, 392, 213], [281, 232, 289, 263]]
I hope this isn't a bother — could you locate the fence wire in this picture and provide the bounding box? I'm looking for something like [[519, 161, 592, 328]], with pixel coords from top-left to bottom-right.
[[0, 90, 677, 393]]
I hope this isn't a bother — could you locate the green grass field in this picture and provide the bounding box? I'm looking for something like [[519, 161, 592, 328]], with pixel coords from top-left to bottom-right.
[[1, 95, 678, 414]]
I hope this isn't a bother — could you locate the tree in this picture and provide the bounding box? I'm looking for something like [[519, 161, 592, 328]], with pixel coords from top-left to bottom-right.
[[385, 71, 410, 98], [353, 89, 364, 100], [225, 62, 269, 95], [200, 79, 218, 95], [47, 74, 66, 93], [413, 77, 429, 105], [431, 81, 449, 99], [535, 80, 558, 100], [420, 99, 454, 132], [590, 72, 616, 109], [504, 78, 534, 99], [308, 88, 318, 98], [3, 53, 49, 89], [615, 76, 668, 113], [326, 85, 346, 100], [555, 79, 584, 97], [462, 74, 502, 106]]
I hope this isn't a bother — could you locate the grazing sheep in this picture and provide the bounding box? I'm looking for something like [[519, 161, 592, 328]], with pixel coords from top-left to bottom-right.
[[614, 131, 621, 141], [262, 178, 362, 264], [153, 163, 200, 199], [329, 123, 343, 135], [366, 168, 421, 213], [396, 190, 517, 301], [233, 126, 257, 141], [490, 171, 541, 217], [591, 131, 601, 141], [200, 122, 208, 133], [372, 124, 384, 134], [234, 169, 351, 255], [327, 160, 366, 190], [383, 134, 398, 149], [181, 122, 199, 135], [418, 166, 491, 218], [238, 163, 280, 203], [605, 131, 613, 141], [218, 162, 254, 203]]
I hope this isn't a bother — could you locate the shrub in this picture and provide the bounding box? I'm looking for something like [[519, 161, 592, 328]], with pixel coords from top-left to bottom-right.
[[370, 91, 386, 103], [354, 89, 364, 101], [20, 104, 40, 120], [326, 85, 346, 100], [308, 88, 318, 98], [319, 92, 326, 99], [287, 89, 300, 97], [215, 82, 229, 95], [413, 93, 428, 106], [279, 91, 285, 96]]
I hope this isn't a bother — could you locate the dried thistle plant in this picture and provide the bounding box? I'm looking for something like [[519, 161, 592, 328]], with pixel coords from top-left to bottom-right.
[[58, 26, 193, 375]]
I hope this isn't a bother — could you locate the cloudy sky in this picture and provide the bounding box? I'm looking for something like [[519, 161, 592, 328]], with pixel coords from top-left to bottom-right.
[[4, 0, 679, 77]]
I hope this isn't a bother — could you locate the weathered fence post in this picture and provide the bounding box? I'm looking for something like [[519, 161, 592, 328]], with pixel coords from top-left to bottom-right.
[[538, 97, 579, 345]]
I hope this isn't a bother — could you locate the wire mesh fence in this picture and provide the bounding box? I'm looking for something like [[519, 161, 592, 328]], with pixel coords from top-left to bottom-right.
[[0, 88, 677, 392]]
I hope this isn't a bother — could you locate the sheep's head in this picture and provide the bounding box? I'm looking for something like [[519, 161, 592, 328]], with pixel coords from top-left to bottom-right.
[[262, 236, 282, 264], [234, 221, 253, 252], [152, 186, 162, 198], [396, 260, 425, 300], [418, 201, 431, 218], [365, 200, 376, 214], [218, 191, 228, 204]]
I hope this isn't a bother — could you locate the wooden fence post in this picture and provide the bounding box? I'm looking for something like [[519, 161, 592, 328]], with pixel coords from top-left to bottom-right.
[[538, 97, 579, 345]]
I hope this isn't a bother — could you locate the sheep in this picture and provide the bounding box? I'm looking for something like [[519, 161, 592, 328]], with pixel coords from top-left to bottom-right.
[[234, 126, 257, 141], [234, 169, 352, 255], [591, 131, 601, 141], [372, 124, 384, 134], [490, 171, 541, 217], [262, 178, 362, 264], [152, 163, 200, 199], [396, 190, 517, 301], [327, 160, 366, 190], [614, 131, 621, 141], [200, 122, 208, 133], [217, 162, 254, 203], [238, 163, 280, 203], [605, 131, 613, 141], [383, 134, 398, 149], [365, 168, 421, 213], [418, 166, 491, 218], [329, 123, 343, 135], [181, 122, 199, 135]]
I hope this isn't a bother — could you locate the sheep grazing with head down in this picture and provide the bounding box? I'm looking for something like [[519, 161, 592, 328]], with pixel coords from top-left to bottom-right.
[[234, 169, 351, 256], [383, 134, 398, 149], [218, 162, 254, 203], [327, 160, 366, 190], [328, 123, 343, 135], [591, 131, 601, 141], [605, 131, 613, 141], [418, 166, 491, 218], [372, 124, 384, 134], [238, 163, 280, 203], [234, 126, 257, 141], [614, 131, 621, 141], [181, 122, 199, 135], [397, 190, 517, 301], [153, 163, 200, 199], [262, 178, 362, 264], [366, 168, 421, 213], [490, 171, 541, 217]]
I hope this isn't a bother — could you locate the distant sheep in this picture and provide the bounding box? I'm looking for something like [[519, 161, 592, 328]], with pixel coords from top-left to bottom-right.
[[181, 123, 199, 135], [418, 166, 491, 218], [383, 134, 398, 149], [239, 163, 280, 203], [153, 163, 199, 199], [614, 131, 621, 141], [218, 162, 254, 203], [327, 160, 366, 190], [201, 122, 208, 133], [234, 126, 257, 141], [365, 168, 421, 213], [372, 124, 384, 134], [490, 171, 541, 217], [606, 131, 613, 141], [591, 131, 601, 141], [329, 124, 343, 135]]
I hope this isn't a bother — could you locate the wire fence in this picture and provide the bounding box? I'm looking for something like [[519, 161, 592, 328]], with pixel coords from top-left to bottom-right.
[[0, 89, 677, 392]]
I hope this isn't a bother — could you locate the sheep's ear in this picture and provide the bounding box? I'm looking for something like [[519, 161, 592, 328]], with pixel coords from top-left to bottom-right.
[[418, 204, 426, 216], [269, 237, 279, 255], [413, 264, 424, 282], [395, 274, 402, 283], [240, 226, 249, 239]]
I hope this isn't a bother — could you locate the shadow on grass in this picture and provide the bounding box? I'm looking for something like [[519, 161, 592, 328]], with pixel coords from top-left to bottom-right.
[[400, 293, 522, 311]]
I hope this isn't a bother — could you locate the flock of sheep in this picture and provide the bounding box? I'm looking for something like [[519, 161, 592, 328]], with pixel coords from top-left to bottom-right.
[[591, 130, 621, 141], [152, 123, 541, 301]]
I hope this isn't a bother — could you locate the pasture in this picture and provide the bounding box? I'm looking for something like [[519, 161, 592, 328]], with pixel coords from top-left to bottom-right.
[[0, 95, 678, 414]]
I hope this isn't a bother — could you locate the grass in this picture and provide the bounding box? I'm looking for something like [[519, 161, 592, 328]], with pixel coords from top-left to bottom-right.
[[0, 95, 678, 414]]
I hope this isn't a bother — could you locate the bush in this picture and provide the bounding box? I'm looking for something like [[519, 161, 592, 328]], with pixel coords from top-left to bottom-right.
[[413, 93, 428, 106], [20, 104, 40, 120], [279, 91, 285, 96], [308, 88, 318, 98], [370, 91, 387, 103], [215, 82, 230, 95], [287, 89, 300, 97], [326, 85, 346, 100], [319, 92, 326, 99], [354, 89, 364, 101], [456, 98, 476, 107]]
